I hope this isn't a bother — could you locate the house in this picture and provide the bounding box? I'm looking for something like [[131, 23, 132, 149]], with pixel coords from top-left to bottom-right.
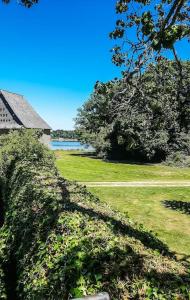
[[0, 89, 51, 147]]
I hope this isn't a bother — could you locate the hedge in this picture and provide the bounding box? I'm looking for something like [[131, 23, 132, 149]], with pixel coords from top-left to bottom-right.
[[0, 130, 189, 299], [0, 230, 7, 299]]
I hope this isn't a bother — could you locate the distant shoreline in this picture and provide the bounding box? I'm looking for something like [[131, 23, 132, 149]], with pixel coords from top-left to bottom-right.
[[51, 138, 79, 142]]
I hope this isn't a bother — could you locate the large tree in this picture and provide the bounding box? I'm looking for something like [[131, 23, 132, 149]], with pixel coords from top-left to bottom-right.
[[76, 60, 190, 161]]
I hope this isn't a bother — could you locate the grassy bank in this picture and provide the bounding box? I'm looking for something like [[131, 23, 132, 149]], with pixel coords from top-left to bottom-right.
[[55, 151, 190, 182]]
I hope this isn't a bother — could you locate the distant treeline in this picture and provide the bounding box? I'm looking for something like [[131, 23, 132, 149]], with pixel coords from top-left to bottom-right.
[[51, 130, 78, 140]]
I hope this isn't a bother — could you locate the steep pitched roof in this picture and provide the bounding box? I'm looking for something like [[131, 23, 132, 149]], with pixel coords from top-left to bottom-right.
[[0, 90, 51, 130]]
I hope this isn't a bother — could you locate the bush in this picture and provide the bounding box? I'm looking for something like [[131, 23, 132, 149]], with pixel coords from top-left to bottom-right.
[[0, 130, 189, 299], [0, 230, 7, 299], [165, 151, 190, 167]]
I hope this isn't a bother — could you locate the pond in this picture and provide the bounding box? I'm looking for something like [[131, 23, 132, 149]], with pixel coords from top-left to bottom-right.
[[51, 140, 93, 151]]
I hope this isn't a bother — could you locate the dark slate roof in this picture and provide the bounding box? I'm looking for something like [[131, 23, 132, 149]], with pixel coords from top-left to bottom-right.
[[0, 90, 51, 130]]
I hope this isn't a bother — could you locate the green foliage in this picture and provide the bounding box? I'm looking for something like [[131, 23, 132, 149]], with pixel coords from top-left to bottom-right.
[[0, 228, 8, 299], [165, 152, 190, 167], [110, 0, 190, 70], [76, 60, 190, 161], [51, 130, 78, 140], [0, 130, 190, 298]]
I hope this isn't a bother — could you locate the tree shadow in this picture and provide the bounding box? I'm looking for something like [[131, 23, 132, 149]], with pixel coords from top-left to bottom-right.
[[61, 185, 190, 296], [175, 252, 190, 264], [163, 200, 190, 215], [70, 152, 155, 165], [43, 235, 190, 299], [61, 182, 171, 256], [7, 177, 190, 298], [70, 152, 100, 160]]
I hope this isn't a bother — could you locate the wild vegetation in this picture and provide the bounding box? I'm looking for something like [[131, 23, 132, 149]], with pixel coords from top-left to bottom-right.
[[0, 131, 189, 299], [76, 60, 190, 162]]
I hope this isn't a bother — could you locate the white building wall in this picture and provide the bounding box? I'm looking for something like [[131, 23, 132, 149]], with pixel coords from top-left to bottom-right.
[[39, 130, 51, 148]]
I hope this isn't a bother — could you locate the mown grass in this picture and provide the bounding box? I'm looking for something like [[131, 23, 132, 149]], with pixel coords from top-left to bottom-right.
[[55, 150, 190, 182], [89, 187, 190, 260]]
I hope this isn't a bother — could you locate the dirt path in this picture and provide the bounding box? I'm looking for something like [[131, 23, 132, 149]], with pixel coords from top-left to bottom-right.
[[79, 181, 190, 187]]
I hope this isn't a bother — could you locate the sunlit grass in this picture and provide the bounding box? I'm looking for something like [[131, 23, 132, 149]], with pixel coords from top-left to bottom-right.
[[55, 150, 190, 182], [89, 187, 190, 260]]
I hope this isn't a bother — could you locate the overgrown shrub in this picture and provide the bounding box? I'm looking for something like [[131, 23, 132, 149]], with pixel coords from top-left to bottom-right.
[[0, 230, 7, 299], [0, 130, 189, 299], [165, 151, 190, 167]]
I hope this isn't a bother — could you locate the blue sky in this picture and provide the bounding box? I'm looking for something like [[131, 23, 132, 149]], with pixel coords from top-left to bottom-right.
[[0, 1, 189, 129], [0, 0, 121, 129]]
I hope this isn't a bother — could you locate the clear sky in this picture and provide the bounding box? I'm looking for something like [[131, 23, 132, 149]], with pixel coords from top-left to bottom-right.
[[0, 0, 121, 129], [0, 1, 189, 130]]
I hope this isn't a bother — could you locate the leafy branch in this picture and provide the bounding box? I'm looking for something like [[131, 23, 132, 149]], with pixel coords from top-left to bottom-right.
[[110, 0, 190, 76], [2, 0, 38, 8]]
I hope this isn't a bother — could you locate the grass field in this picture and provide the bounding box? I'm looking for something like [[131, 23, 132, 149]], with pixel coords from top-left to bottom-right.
[[89, 187, 190, 260], [55, 150, 190, 182], [55, 150, 190, 260]]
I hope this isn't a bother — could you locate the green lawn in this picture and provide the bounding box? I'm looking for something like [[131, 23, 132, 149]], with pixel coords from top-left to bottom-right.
[[89, 187, 190, 260], [55, 150, 190, 182], [55, 150, 190, 260]]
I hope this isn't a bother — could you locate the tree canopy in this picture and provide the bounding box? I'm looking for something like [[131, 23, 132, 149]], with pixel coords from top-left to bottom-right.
[[110, 0, 190, 76], [76, 60, 190, 161], [75, 1, 190, 162]]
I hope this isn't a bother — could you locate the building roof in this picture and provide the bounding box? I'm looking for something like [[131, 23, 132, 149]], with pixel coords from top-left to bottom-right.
[[0, 123, 22, 129], [0, 90, 51, 130]]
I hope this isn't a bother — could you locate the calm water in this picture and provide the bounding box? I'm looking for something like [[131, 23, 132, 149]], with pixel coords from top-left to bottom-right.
[[51, 140, 93, 151]]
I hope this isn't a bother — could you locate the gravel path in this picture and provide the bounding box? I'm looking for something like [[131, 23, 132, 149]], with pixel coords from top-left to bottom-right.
[[79, 181, 190, 187]]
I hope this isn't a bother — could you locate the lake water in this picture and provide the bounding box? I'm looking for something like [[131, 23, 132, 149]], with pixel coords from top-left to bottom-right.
[[51, 140, 93, 151]]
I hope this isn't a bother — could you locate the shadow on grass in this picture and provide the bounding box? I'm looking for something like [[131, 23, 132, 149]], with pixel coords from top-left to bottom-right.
[[61, 182, 171, 256], [44, 240, 190, 299], [34, 180, 189, 298], [70, 152, 100, 160], [70, 152, 154, 165], [163, 200, 190, 215], [175, 251, 190, 264], [6, 176, 190, 298]]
